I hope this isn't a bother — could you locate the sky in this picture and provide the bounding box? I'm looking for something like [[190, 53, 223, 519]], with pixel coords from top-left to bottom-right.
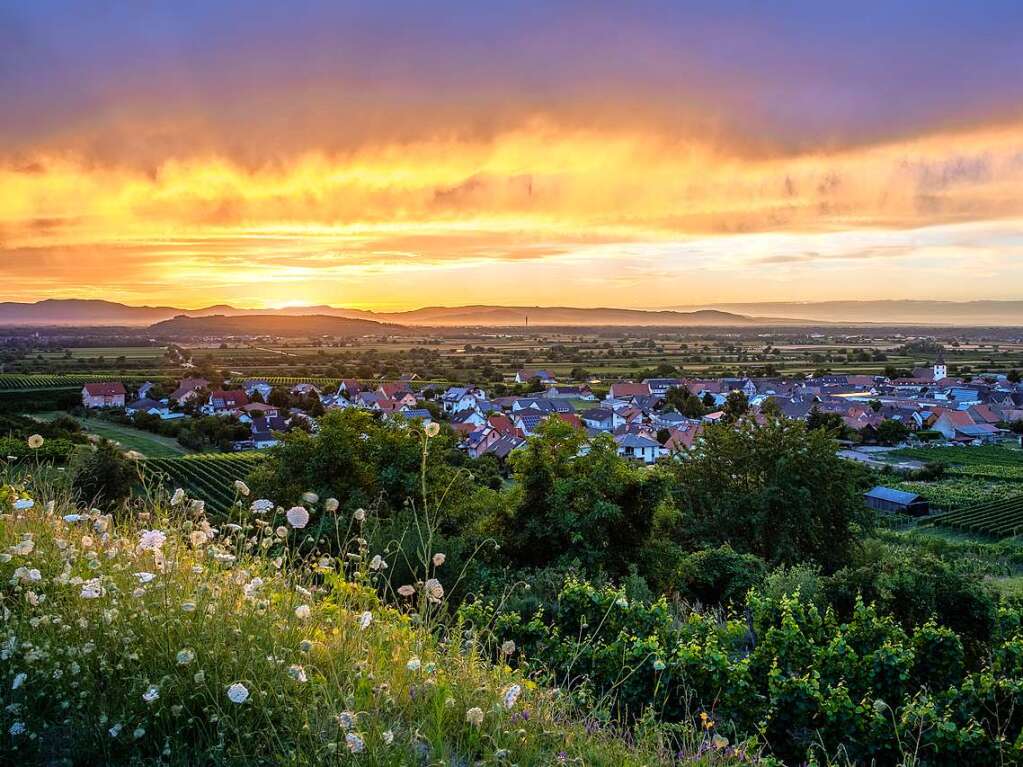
[[2, 1, 1023, 310]]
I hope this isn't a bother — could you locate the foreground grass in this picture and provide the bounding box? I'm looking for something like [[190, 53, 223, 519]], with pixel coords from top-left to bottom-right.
[[0, 481, 750, 766]]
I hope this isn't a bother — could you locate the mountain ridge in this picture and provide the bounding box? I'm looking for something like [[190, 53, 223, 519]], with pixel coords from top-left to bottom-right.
[[0, 298, 1021, 327]]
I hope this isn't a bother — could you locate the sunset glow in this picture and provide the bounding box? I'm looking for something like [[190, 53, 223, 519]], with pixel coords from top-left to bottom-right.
[[2, 2, 1022, 308]]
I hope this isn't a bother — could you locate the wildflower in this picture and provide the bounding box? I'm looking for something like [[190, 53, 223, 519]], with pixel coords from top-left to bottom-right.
[[358, 611, 372, 630], [369, 554, 387, 571], [108, 723, 123, 737], [324, 497, 339, 512], [346, 733, 365, 754], [189, 531, 207, 548], [132, 727, 145, 740], [62, 514, 84, 523], [181, 601, 197, 612], [294, 604, 311, 620], [138, 529, 167, 552], [275, 526, 288, 538], [27, 434, 44, 449], [176, 649, 195, 666], [502, 683, 522, 709], [14, 499, 34, 510], [243, 578, 265, 599], [287, 664, 307, 683], [226, 683, 249, 704], [193, 671, 205, 684], [301, 491, 319, 504], [406, 657, 421, 671], [353, 507, 366, 522], [234, 480, 250, 497], [337, 711, 355, 731], [124, 450, 144, 461], [425, 421, 440, 438], [501, 640, 516, 656], [286, 506, 309, 529], [171, 488, 186, 506], [424, 578, 444, 603], [397, 584, 415, 598], [250, 498, 273, 514], [382, 729, 394, 745], [466, 706, 484, 727], [190, 499, 205, 515], [432, 552, 446, 567], [12, 672, 26, 690], [134, 572, 157, 584], [142, 685, 160, 703], [80, 578, 104, 599], [712, 734, 730, 749], [652, 659, 666, 672], [9, 722, 26, 736]]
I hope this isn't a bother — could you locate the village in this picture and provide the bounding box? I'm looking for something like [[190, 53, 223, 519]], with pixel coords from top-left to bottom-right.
[[79, 352, 1023, 465]]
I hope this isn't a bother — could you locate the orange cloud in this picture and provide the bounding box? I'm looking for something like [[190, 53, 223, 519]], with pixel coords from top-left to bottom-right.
[[2, 117, 1023, 307]]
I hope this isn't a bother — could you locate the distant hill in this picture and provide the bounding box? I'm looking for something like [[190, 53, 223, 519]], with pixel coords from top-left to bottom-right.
[[1, 298, 1021, 327], [667, 300, 1023, 326], [147, 314, 407, 337], [0, 299, 785, 327]]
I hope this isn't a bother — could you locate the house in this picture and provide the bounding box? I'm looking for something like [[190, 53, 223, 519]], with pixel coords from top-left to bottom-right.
[[82, 382, 126, 409], [250, 415, 289, 449], [136, 381, 157, 399], [581, 407, 623, 431], [606, 382, 652, 401], [662, 423, 704, 452], [864, 486, 929, 516], [485, 434, 526, 461], [511, 411, 547, 436], [515, 369, 556, 385], [451, 408, 488, 429], [463, 426, 503, 459], [931, 409, 977, 440], [614, 433, 662, 464], [399, 407, 433, 424], [544, 384, 595, 400], [290, 383, 321, 397], [171, 378, 210, 403], [242, 379, 273, 400], [239, 402, 279, 420], [209, 389, 249, 412], [441, 386, 486, 413], [126, 397, 185, 421], [643, 378, 683, 396]]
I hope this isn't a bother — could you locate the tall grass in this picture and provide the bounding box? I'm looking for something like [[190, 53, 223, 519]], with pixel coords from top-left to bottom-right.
[[0, 436, 750, 765]]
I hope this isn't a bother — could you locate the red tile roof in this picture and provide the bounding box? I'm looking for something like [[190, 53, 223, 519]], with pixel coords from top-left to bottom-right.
[[83, 382, 126, 397]]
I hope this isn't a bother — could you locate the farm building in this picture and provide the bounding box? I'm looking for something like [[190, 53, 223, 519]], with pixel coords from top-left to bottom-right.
[[81, 382, 126, 408], [864, 486, 929, 516]]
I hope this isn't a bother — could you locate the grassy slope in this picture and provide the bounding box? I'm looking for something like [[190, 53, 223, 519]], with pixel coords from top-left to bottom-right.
[[0, 487, 746, 766], [31, 411, 189, 458]]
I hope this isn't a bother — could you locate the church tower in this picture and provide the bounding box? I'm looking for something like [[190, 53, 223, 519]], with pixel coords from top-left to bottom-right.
[[933, 351, 947, 382]]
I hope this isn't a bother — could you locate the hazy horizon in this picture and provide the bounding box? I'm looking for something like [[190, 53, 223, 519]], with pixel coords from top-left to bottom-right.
[[2, 2, 1022, 308]]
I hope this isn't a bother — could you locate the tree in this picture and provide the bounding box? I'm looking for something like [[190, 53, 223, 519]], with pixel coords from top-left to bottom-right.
[[759, 398, 782, 419], [668, 419, 870, 571], [71, 440, 135, 509], [504, 419, 665, 571], [722, 391, 749, 422], [664, 385, 705, 418], [875, 419, 910, 445]]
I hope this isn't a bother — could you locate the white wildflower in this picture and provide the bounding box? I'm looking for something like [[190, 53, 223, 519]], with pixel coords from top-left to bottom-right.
[[324, 497, 339, 512], [137, 529, 167, 552], [358, 611, 372, 630], [226, 683, 249, 704], [234, 480, 250, 496], [301, 491, 319, 504], [369, 554, 387, 571], [466, 706, 484, 727], [62, 514, 84, 523], [9, 721, 26, 736], [382, 729, 394, 745], [80, 578, 104, 599], [134, 572, 157, 584], [12, 672, 26, 690], [424, 578, 444, 603], [287, 664, 307, 683], [406, 656, 421, 672], [294, 604, 311, 620], [27, 434, 44, 449], [250, 498, 273, 514], [14, 499, 33, 510], [108, 723, 123, 737], [502, 683, 522, 709], [353, 507, 366, 522], [176, 649, 195, 666], [285, 506, 309, 529], [345, 733, 365, 754], [501, 640, 516, 656], [432, 552, 446, 567], [171, 488, 186, 506], [142, 685, 160, 703]]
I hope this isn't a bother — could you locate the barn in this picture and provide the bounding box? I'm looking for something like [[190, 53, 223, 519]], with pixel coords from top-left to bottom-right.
[[863, 486, 929, 516]]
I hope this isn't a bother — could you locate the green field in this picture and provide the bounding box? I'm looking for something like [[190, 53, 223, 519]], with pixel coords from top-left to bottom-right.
[[925, 494, 1023, 538], [891, 445, 1023, 511], [31, 411, 190, 458], [143, 453, 265, 513]]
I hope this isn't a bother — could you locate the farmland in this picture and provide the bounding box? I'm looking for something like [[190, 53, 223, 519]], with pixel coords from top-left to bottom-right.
[[925, 495, 1023, 538], [142, 453, 264, 513], [891, 445, 1023, 510]]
